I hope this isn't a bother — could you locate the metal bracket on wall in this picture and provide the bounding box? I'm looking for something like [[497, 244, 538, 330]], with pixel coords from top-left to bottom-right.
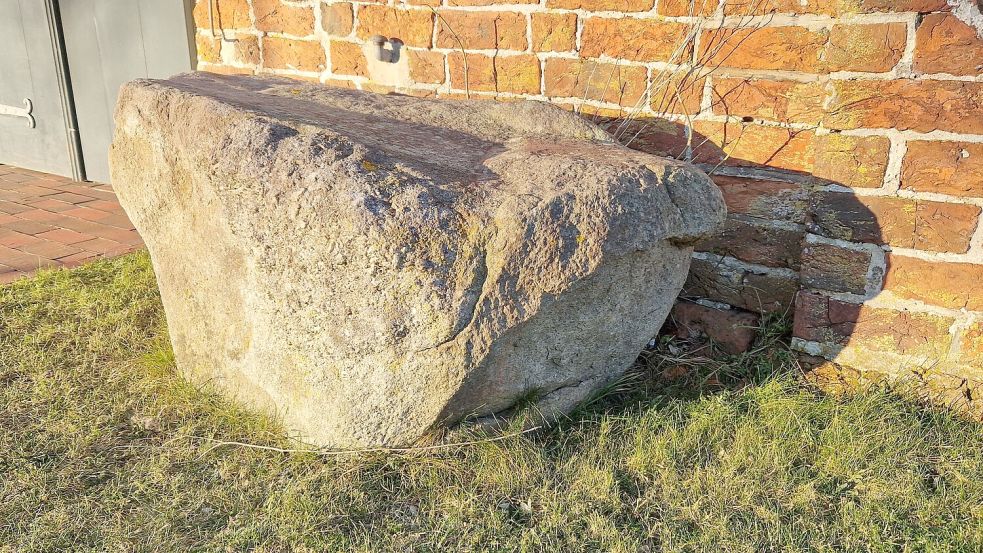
[[0, 98, 36, 128]]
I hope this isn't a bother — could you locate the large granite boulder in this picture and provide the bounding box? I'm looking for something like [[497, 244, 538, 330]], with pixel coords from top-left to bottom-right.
[[110, 72, 725, 447]]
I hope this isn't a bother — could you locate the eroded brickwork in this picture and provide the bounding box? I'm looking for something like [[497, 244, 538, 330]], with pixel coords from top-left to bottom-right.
[[192, 0, 983, 406]]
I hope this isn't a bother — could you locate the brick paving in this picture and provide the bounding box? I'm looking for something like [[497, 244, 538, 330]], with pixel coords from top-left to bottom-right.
[[0, 164, 143, 284]]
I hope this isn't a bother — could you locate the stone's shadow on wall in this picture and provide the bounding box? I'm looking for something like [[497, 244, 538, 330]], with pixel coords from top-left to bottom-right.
[[589, 115, 966, 394]]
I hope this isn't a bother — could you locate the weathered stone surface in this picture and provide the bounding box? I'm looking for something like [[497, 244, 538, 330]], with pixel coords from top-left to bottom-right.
[[110, 72, 725, 447]]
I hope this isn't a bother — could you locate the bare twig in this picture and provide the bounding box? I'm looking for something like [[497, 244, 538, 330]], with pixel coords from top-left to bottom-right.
[[431, 7, 470, 99]]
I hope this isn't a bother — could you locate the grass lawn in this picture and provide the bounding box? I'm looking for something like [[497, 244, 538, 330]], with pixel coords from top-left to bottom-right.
[[2, 252, 982, 552]]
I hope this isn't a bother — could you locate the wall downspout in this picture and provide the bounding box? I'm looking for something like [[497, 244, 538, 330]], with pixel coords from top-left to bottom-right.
[[43, 0, 85, 182]]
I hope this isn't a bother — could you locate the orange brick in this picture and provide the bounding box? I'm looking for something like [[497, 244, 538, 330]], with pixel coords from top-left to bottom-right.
[[408, 49, 445, 84], [701, 26, 828, 72], [547, 0, 653, 10], [436, 11, 527, 50], [692, 121, 816, 173], [660, 0, 721, 15], [357, 6, 434, 49], [532, 13, 577, 52], [825, 80, 983, 135], [710, 78, 826, 125], [813, 134, 890, 189], [826, 23, 907, 72], [321, 3, 354, 36], [193, 0, 251, 30], [902, 142, 983, 198], [915, 14, 983, 76], [884, 255, 983, 311], [253, 0, 315, 36], [329, 40, 366, 77], [544, 59, 647, 106], [581, 19, 690, 63], [448, 53, 540, 95], [196, 33, 221, 63], [808, 192, 980, 253], [263, 36, 325, 72], [649, 73, 705, 116]]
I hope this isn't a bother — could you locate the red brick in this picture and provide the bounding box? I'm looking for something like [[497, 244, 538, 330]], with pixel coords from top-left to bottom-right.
[[700, 26, 828, 72], [36, 228, 92, 245], [915, 14, 983, 76], [263, 37, 325, 72], [711, 78, 826, 125], [683, 257, 799, 314], [696, 218, 804, 269], [436, 11, 527, 50], [884, 255, 983, 311], [825, 80, 983, 135], [901, 142, 983, 198], [0, 201, 31, 214], [794, 291, 953, 358], [692, 121, 816, 173], [670, 302, 760, 354], [19, 240, 82, 260], [357, 6, 434, 49], [581, 19, 690, 63], [79, 199, 120, 210], [63, 206, 111, 222], [800, 242, 872, 295], [2, 220, 55, 236], [826, 23, 907, 72], [813, 134, 891, 189], [0, 230, 40, 248], [807, 191, 980, 253], [712, 175, 809, 223], [0, 270, 26, 284], [544, 59, 648, 107], [17, 209, 63, 223], [75, 237, 126, 254], [44, 191, 96, 204], [56, 251, 102, 268], [852, 0, 949, 13], [532, 13, 577, 53]]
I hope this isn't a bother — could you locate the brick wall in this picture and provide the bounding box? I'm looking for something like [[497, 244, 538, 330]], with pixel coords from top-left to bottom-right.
[[192, 0, 983, 406]]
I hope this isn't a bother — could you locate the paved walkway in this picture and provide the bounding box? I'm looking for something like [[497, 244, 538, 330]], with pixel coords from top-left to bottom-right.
[[0, 164, 143, 284]]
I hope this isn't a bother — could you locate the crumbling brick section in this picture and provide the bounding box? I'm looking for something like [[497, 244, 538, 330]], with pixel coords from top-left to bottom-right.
[[193, 0, 983, 409]]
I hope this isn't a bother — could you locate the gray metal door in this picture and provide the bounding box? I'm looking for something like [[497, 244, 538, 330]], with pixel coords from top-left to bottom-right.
[[0, 0, 77, 177], [60, 0, 195, 183]]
